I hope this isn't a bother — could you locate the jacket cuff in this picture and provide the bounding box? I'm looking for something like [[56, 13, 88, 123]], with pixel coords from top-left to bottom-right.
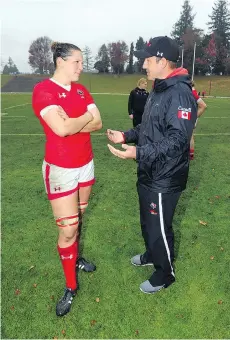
[[124, 131, 132, 143], [136, 146, 141, 161]]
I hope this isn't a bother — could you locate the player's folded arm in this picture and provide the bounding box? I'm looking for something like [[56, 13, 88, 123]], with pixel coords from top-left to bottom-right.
[[33, 88, 96, 136], [80, 105, 103, 133], [41, 106, 69, 137], [42, 108, 93, 137]]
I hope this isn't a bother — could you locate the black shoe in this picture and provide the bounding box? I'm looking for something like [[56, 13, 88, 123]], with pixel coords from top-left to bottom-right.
[[56, 288, 76, 317], [77, 257, 96, 272]]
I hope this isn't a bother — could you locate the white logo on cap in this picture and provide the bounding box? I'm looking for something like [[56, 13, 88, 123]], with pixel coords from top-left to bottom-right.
[[157, 51, 163, 57]]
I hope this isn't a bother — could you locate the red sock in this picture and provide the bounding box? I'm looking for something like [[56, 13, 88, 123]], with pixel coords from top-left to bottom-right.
[[57, 241, 78, 290]]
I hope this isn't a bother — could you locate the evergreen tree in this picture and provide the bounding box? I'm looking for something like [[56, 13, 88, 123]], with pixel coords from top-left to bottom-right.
[[2, 57, 19, 74], [82, 46, 94, 71], [208, 0, 230, 48], [171, 0, 195, 44], [3, 64, 9, 74], [127, 42, 134, 74], [208, 0, 230, 73], [135, 37, 145, 72], [96, 44, 110, 73]]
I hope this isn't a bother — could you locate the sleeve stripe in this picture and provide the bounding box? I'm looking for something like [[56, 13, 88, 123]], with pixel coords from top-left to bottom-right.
[[87, 103, 97, 111], [40, 105, 59, 117]]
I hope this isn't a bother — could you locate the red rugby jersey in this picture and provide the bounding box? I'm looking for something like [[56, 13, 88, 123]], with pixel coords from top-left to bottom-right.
[[32, 79, 95, 168]]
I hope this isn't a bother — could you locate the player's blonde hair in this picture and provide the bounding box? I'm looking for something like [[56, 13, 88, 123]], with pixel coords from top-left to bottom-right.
[[137, 78, 147, 87]]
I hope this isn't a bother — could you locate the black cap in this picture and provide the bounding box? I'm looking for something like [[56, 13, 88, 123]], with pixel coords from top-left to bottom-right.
[[134, 36, 180, 62]]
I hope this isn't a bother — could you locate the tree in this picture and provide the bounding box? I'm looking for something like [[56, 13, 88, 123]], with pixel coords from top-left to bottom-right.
[[108, 41, 129, 75], [171, 0, 195, 44], [196, 33, 217, 74], [10, 60, 19, 74], [47, 62, 55, 75], [28, 36, 53, 74], [94, 61, 105, 73], [82, 46, 94, 71], [8, 57, 14, 70], [214, 38, 228, 73], [2, 57, 19, 74], [223, 56, 230, 74], [95, 44, 110, 73], [208, 0, 230, 73], [2, 64, 9, 74], [126, 42, 134, 74], [208, 0, 230, 48], [204, 33, 217, 73], [135, 36, 145, 72], [181, 28, 204, 73]]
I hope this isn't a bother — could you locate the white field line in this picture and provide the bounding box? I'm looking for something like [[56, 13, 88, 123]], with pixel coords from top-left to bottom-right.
[[1, 133, 230, 137], [194, 133, 230, 136], [1, 92, 230, 99], [3, 103, 31, 110]]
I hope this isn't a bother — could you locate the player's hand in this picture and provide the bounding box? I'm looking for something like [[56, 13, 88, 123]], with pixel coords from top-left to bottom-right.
[[107, 144, 136, 159], [129, 114, 134, 119], [57, 106, 69, 120], [107, 129, 124, 144]]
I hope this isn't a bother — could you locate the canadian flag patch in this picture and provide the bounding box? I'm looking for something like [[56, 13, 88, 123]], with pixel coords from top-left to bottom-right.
[[177, 107, 191, 120]]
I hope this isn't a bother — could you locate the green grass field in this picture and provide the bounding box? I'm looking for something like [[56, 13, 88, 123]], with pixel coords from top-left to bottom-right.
[[1, 74, 230, 97], [1, 92, 230, 339]]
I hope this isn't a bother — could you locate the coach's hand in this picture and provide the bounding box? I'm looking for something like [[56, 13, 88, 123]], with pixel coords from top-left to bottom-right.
[[107, 144, 136, 159], [107, 129, 124, 144]]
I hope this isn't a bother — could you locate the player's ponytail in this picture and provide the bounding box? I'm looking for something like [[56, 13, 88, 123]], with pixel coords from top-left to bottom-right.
[[51, 42, 81, 68], [51, 41, 61, 53]]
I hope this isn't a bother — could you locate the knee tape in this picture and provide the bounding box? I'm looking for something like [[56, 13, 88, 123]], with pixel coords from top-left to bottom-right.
[[56, 214, 79, 228]]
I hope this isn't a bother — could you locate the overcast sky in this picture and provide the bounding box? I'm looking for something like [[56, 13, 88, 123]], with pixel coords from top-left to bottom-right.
[[1, 0, 214, 72]]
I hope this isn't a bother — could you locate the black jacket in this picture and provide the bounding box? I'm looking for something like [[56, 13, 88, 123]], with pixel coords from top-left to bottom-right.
[[124, 71, 197, 193], [128, 87, 149, 116]]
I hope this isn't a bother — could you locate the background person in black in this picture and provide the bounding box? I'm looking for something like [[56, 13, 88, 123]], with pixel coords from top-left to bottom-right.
[[128, 78, 149, 127]]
